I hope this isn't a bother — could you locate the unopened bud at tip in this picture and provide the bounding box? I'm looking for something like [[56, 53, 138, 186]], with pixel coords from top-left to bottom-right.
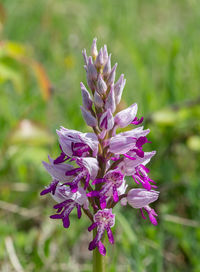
[[91, 38, 98, 58]]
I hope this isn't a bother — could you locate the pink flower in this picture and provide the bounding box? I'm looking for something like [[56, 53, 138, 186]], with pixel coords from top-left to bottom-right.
[[88, 209, 115, 256], [87, 170, 125, 209], [126, 189, 159, 225]]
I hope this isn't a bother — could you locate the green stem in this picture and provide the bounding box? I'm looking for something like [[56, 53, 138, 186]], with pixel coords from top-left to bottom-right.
[[93, 229, 106, 272]]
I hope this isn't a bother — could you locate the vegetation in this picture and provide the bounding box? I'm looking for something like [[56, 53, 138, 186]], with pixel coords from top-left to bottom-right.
[[0, 0, 200, 271]]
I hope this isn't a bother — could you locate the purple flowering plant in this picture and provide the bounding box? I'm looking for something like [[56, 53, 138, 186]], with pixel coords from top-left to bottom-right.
[[41, 38, 159, 271]]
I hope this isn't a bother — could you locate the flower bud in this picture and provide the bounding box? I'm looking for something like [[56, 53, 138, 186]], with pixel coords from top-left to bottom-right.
[[103, 45, 108, 64], [103, 54, 111, 77], [95, 48, 104, 68], [80, 106, 97, 127], [97, 74, 107, 95], [105, 84, 116, 113], [114, 103, 138, 128], [91, 37, 98, 59], [87, 77, 96, 92], [80, 82, 93, 110], [82, 49, 88, 65], [114, 74, 126, 105], [87, 56, 97, 81], [94, 91, 104, 107], [107, 63, 117, 86]]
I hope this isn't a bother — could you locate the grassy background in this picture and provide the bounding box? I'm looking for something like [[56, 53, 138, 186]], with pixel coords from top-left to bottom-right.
[[0, 0, 200, 271]]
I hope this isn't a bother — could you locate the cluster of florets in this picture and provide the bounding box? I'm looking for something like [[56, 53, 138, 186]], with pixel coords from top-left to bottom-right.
[[41, 38, 159, 256]]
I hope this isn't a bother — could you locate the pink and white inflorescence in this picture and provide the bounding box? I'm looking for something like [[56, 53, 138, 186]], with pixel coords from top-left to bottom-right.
[[41, 38, 159, 256]]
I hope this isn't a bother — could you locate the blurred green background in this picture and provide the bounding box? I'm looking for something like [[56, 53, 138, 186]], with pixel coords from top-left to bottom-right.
[[0, 0, 200, 271]]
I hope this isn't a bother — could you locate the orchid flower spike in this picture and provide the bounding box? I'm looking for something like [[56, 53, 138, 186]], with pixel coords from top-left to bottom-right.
[[41, 38, 159, 257]]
